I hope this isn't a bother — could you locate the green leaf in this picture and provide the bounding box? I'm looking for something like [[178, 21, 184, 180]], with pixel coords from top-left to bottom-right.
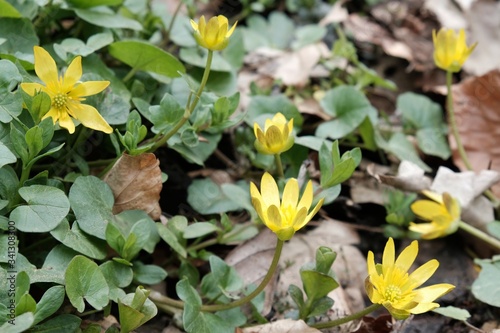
[[149, 93, 184, 133], [74, 7, 142, 30], [245, 95, 303, 128], [433, 306, 471, 321], [16, 293, 36, 316], [288, 284, 304, 308], [100, 261, 133, 302], [300, 270, 339, 301], [118, 287, 157, 333], [9, 185, 70, 232], [308, 296, 334, 317], [316, 86, 376, 139], [187, 179, 247, 215], [69, 176, 115, 240], [109, 40, 185, 78], [15, 271, 30, 304], [487, 221, 500, 239], [23, 91, 51, 124], [9, 123, 28, 164], [376, 131, 431, 172], [0, 60, 22, 123], [0, 166, 18, 207], [177, 278, 234, 333], [65, 255, 109, 312], [25, 126, 43, 160], [66, 0, 123, 9], [113, 210, 159, 254], [315, 247, 336, 275], [0, 142, 16, 168], [170, 132, 221, 166], [292, 24, 327, 50], [201, 256, 243, 299], [472, 256, 500, 307], [0, 0, 22, 18], [157, 222, 187, 258], [0, 312, 33, 333], [0, 19, 38, 66], [183, 222, 219, 239], [28, 314, 81, 333], [33, 286, 65, 325], [54, 33, 114, 61], [132, 262, 167, 285], [180, 48, 232, 72], [50, 219, 107, 259], [40, 245, 80, 285], [416, 127, 451, 160]]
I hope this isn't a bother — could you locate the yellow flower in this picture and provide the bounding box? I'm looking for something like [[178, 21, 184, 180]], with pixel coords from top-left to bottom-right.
[[432, 28, 477, 72], [365, 237, 455, 320], [190, 15, 237, 51], [21, 46, 112, 134], [250, 172, 324, 241], [409, 191, 460, 239], [254, 113, 294, 155]]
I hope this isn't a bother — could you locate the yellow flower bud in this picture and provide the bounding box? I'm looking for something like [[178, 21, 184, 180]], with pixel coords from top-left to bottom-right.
[[253, 113, 294, 155], [432, 28, 477, 72], [190, 15, 237, 51]]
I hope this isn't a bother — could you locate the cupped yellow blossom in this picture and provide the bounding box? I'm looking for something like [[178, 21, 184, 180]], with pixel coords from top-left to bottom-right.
[[254, 113, 294, 155], [409, 191, 460, 240], [250, 172, 324, 241], [433, 28, 477, 72], [20, 46, 112, 134], [190, 15, 237, 51], [365, 237, 455, 320]]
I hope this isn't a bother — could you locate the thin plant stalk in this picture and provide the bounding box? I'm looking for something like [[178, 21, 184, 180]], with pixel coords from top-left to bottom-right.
[[310, 303, 382, 329]]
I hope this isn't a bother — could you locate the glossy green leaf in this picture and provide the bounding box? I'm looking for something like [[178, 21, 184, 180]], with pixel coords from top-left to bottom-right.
[[75, 7, 142, 30], [433, 306, 470, 321], [0, 0, 21, 18], [316, 86, 376, 139], [308, 296, 334, 317], [50, 219, 107, 259], [100, 261, 133, 302], [472, 255, 500, 307], [28, 314, 81, 333], [132, 262, 167, 285], [118, 287, 157, 333], [10, 185, 70, 233], [187, 179, 248, 215], [300, 270, 339, 301], [33, 286, 65, 325], [65, 255, 109, 312], [0, 312, 33, 333], [157, 222, 187, 258], [0, 19, 38, 66], [69, 176, 115, 240], [66, 0, 123, 9], [0, 142, 15, 168], [245, 94, 303, 128], [109, 40, 185, 78], [183, 222, 219, 239], [375, 131, 431, 172]]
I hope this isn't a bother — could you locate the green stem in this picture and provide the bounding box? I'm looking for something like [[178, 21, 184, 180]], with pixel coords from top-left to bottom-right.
[[187, 238, 218, 252], [446, 71, 472, 171], [274, 154, 284, 178], [122, 67, 139, 83], [147, 50, 213, 153], [150, 238, 284, 312], [310, 303, 382, 329], [458, 221, 500, 251]]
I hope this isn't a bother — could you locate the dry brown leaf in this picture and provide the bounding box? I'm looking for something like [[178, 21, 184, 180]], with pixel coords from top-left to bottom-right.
[[103, 153, 162, 220], [241, 319, 321, 333], [225, 229, 278, 315], [451, 69, 500, 197]]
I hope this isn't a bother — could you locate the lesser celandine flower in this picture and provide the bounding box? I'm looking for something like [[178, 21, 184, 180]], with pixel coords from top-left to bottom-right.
[[254, 113, 294, 155], [409, 191, 460, 239], [250, 172, 324, 241], [190, 15, 237, 51], [433, 28, 477, 72], [365, 237, 455, 320], [21, 46, 112, 134]]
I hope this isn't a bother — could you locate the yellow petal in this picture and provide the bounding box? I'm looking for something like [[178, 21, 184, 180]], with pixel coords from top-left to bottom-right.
[[265, 204, 282, 232], [409, 302, 440, 314], [198, 16, 206, 35], [70, 103, 112, 133], [20, 82, 47, 96], [394, 240, 418, 273], [70, 81, 110, 97], [227, 21, 237, 37], [33, 46, 58, 85], [411, 200, 447, 221], [297, 180, 313, 211], [58, 109, 76, 133], [260, 172, 280, 208], [42, 108, 60, 123], [250, 182, 266, 220], [422, 190, 443, 204], [407, 259, 439, 289], [413, 283, 455, 304], [204, 16, 220, 48], [63, 56, 82, 89], [282, 178, 299, 209], [254, 123, 264, 142], [304, 198, 324, 225], [366, 251, 377, 277], [290, 206, 308, 231], [382, 237, 395, 273], [190, 19, 198, 31]]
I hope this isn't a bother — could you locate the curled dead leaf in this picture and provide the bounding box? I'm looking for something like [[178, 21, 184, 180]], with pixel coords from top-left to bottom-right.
[[103, 153, 162, 220]]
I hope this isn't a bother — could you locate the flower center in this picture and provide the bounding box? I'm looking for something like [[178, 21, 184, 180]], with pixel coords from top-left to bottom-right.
[[282, 205, 296, 226], [384, 284, 402, 302], [53, 93, 68, 109]]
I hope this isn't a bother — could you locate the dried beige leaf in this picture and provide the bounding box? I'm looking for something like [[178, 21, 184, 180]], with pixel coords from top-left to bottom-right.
[[241, 319, 321, 333], [103, 153, 162, 220]]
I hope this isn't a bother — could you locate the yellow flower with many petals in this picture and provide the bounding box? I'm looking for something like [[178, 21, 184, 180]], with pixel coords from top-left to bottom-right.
[[409, 191, 460, 239], [190, 15, 237, 51], [250, 172, 324, 241], [20, 46, 112, 134], [433, 28, 477, 72], [365, 237, 455, 320], [254, 113, 294, 155]]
